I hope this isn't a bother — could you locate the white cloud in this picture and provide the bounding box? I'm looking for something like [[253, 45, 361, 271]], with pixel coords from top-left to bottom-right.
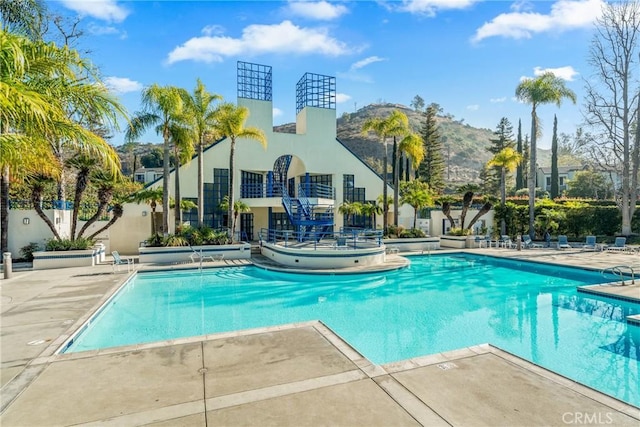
[[287, 1, 348, 20], [466, 104, 479, 111], [167, 20, 354, 64], [472, 0, 604, 42], [401, 0, 479, 16], [510, 0, 534, 12], [59, 0, 129, 23], [273, 107, 283, 117], [350, 56, 386, 70], [104, 76, 142, 94], [201, 25, 225, 36], [490, 97, 507, 103], [336, 93, 351, 103], [533, 65, 579, 81]]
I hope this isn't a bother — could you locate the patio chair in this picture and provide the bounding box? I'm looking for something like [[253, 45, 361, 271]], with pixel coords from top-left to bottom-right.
[[189, 245, 216, 263], [112, 251, 133, 272], [582, 235, 598, 251], [557, 235, 571, 250], [522, 235, 543, 249], [475, 235, 492, 248], [499, 235, 516, 249], [605, 237, 630, 252]]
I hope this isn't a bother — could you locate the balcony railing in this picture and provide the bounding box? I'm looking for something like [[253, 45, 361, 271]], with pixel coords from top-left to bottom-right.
[[240, 182, 336, 199], [9, 199, 74, 210]]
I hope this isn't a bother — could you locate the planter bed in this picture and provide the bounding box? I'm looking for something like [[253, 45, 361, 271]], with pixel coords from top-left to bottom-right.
[[139, 243, 251, 264], [33, 249, 96, 270], [384, 237, 440, 252]]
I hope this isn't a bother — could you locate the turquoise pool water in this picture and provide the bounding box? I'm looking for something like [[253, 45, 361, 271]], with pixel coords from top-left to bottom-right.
[[64, 254, 639, 407]]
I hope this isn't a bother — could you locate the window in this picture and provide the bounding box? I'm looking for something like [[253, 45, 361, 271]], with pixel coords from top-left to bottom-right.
[[241, 171, 263, 198], [559, 177, 565, 185], [239, 213, 254, 241], [306, 174, 332, 197], [207, 168, 229, 229], [182, 197, 198, 225], [546, 177, 551, 186], [270, 212, 292, 231]]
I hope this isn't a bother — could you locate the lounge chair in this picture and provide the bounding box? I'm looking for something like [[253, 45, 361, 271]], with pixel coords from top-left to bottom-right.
[[189, 246, 220, 263], [605, 237, 630, 253], [499, 235, 516, 249], [475, 235, 492, 248], [583, 235, 598, 251], [112, 251, 133, 272], [522, 235, 543, 249], [557, 235, 571, 249]]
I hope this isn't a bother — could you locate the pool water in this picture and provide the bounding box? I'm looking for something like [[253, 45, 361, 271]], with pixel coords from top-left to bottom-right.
[[64, 254, 640, 407]]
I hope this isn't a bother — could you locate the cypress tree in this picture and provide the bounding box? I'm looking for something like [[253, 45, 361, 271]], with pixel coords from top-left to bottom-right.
[[550, 114, 559, 199], [516, 119, 523, 190], [416, 105, 445, 193], [522, 135, 530, 190]]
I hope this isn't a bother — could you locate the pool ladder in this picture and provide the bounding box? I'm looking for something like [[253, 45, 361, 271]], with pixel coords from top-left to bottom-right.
[[600, 265, 635, 285]]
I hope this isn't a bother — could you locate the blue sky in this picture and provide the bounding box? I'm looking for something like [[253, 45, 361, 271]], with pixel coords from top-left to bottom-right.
[[48, 0, 606, 148]]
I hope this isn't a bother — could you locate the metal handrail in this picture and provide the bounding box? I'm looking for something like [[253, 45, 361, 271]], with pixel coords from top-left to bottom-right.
[[600, 265, 635, 285], [259, 227, 383, 248]]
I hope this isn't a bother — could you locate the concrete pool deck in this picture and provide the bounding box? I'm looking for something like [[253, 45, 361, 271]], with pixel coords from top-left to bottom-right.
[[1, 249, 639, 425]]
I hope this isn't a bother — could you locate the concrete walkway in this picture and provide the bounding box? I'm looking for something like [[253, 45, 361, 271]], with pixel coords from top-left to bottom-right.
[[1, 250, 639, 426]]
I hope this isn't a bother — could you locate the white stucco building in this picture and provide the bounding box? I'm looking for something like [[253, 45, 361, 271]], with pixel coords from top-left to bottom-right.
[[141, 62, 410, 243]]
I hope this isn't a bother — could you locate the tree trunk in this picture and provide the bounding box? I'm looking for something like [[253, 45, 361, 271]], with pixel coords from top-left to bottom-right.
[[88, 204, 123, 240], [1, 166, 9, 254], [77, 187, 112, 238], [392, 137, 399, 227], [382, 138, 388, 235], [197, 138, 204, 227], [228, 137, 236, 240], [31, 185, 61, 240], [70, 170, 89, 240], [162, 129, 170, 236], [528, 107, 537, 239], [501, 167, 506, 235], [173, 144, 181, 231]]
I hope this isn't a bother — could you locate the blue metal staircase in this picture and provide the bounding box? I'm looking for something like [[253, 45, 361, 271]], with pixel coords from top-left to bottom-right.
[[281, 185, 333, 242]]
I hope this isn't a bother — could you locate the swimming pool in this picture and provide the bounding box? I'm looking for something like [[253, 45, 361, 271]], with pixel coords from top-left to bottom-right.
[[63, 254, 639, 407]]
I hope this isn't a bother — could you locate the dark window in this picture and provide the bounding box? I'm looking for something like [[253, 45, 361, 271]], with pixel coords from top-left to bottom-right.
[[241, 171, 263, 198], [270, 212, 293, 231], [306, 174, 332, 197], [210, 168, 229, 229], [239, 213, 254, 241]]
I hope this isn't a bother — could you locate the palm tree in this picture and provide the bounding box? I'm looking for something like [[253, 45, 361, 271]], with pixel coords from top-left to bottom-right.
[[0, 0, 46, 40], [400, 180, 433, 229], [457, 184, 479, 230], [516, 72, 576, 238], [1, 29, 123, 252], [76, 170, 120, 239], [182, 79, 223, 227], [376, 194, 393, 233], [218, 195, 251, 241], [360, 201, 383, 229], [489, 147, 523, 235], [66, 154, 100, 240], [212, 103, 266, 237], [126, 84, 187, 235], [393, 132, 425, 226], [362, 109, 412, 234], [338, 200, 363, 228], [168, 122, 194, 230]]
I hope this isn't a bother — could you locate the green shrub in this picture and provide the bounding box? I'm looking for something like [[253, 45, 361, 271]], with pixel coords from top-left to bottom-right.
[[45, 237, 94, 251], [20, 242, 40, 261], [399, 228, 426, 238]]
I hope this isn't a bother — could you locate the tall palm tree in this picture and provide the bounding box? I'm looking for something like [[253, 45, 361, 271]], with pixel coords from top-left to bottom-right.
[[360, 201, 383, 229], [393, 132, 425, 226], [489, 147, 523, 235], [376, 194, 393, 233], [362, 109, 412, 234], [76, 170, 120, 239], [212, 103, 266, 238], [168, 122, 193, 230], [126, 84, 187, 235], [516, 72, 576, 238], [66, 153, 99, 240], [182, 79, 222, 227]]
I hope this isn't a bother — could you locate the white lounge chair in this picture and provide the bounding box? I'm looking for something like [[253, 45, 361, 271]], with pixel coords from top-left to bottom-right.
[[523, 235, 543, 249], [499, 235, 516, 249], [557, 235, 571, 249], [112, 251, 133, 272], [189, 246, 217, 263]]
